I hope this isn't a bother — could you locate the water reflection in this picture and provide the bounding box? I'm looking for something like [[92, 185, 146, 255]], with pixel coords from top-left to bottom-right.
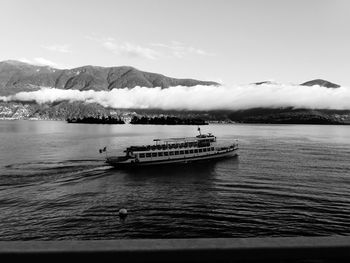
[[124, 160, 217, 177]]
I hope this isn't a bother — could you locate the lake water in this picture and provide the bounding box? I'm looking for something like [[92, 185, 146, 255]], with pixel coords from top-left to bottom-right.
[[0, 120, 349, 240]]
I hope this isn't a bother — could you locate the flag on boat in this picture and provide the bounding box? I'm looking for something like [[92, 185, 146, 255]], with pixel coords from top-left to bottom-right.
[[99, 146, 107, 154]]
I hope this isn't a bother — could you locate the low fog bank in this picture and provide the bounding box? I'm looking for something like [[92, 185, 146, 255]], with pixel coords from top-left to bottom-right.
[[1, 83, 350, 110]]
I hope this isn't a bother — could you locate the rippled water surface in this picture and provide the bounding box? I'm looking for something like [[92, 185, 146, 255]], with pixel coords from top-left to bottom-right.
[[0, 120, 349, 240]]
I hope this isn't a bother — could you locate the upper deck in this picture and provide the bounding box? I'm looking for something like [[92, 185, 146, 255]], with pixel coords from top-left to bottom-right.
[[126, 134, 216, 153]]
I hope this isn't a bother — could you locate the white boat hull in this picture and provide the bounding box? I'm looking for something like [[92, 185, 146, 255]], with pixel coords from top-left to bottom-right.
[[106, 148, 238, 168]]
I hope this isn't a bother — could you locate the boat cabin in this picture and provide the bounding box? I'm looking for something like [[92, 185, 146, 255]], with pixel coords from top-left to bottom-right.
[[124, 134, 216, 158]]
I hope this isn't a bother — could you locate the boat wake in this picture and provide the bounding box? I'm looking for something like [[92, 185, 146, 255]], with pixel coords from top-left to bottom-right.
[[0, 159, 112, 189]]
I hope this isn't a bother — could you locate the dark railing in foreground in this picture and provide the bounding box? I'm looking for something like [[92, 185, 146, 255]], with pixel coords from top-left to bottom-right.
[[0, 236, 349, 262]]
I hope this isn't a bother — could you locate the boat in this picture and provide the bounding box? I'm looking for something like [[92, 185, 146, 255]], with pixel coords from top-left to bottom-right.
[[104, 128, 238, 168]]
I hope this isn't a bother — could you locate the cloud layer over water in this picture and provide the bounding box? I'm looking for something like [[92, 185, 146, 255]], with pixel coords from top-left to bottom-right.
[[1, 84, 350, 110]]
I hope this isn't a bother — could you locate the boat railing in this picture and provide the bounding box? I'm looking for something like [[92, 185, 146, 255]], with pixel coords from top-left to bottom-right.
[[126, 139, 234, 153], [128, 141, 215, 152], [153, 135, 215, 144]]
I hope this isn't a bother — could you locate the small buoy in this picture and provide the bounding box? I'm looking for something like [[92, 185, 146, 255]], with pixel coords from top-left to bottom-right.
[[119, 208, 128, 219]]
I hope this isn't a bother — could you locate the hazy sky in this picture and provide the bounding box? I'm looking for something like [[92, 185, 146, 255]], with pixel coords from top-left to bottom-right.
[[0, 0, 349, 85]]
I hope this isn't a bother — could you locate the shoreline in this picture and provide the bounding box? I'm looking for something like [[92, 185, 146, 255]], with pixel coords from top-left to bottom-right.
[[1, 118, 349, 126]]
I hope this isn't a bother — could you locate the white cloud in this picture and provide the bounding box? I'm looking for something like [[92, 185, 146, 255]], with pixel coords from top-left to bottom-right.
[[33, 57, 59, 67], [151, 41, 214, 58], [102, 40, 160, 60], [1, 83, 350, 111], [16, 57, 58, 67], [17, 57, 71, 69], [86, 36, 159, 60], [86, 36, 212, 60], [18, 58, 32, 64], [42, 44, 72, 53]]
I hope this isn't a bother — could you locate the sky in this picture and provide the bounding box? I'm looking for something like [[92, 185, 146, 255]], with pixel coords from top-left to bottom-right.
[[0, 0, 349, 86]]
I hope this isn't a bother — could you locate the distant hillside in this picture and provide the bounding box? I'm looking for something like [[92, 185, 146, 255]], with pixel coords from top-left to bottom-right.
[[1, 101, 349, 125], [1, 61, 348, 125], [252, 81, 277, 85], [300, 79, 340, 88], [0, 60, 218, 95], [227, 108, 350, 125]]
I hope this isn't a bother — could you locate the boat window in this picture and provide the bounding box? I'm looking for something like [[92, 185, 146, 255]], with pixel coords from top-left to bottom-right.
[[158, 152, 164, 157], [164, 152, 169, 156], [180, 150, 184, 155], [185, 150, 189, 154], [169, 151, 174, 156], [199, 149, 202, 153], [152, 152, 157, 157], [146, 153, 151, 157], [194, 149, 198, 153], [175, 151, 179, 155], [203, 148, 207, 152], [189, 150, 193, 154], [139, 153, 145, 158], [211, 147, 214, 151]]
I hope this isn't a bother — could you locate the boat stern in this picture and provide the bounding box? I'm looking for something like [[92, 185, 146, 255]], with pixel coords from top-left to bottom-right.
[[105, 155, 136, 168]]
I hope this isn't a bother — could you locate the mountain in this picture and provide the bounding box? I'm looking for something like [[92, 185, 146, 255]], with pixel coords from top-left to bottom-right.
[[0, 61, 348, 125], [252, 79, 341, 88], [0, 60, 218, 95], [252, 81, 277, 85], [300, 79, 340, 88]]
